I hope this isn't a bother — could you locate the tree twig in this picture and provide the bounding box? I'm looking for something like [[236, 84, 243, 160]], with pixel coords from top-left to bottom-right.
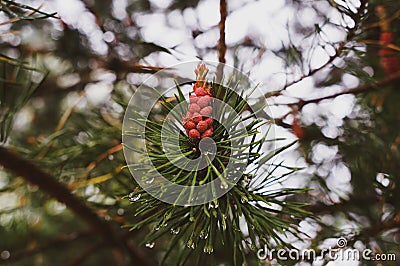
[[2, 231, 92, 264], [0, 146, 155, 266], [217, 0, 227, 83], [295, 43, 343, 86], [296, 70, 400, 109], [0, 147, 114, 239], [64, 242, 107, 266], [307, 196, 380, 214], [361, 214, 400, 237], [267, 1, 368, 99], [274, 70, 400, 115], [36, 91, 86, 159], [217, 0, 227, 64]]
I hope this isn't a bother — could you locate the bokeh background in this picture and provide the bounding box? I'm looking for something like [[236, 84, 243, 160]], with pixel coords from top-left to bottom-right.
[[0, 0, 399, 265]]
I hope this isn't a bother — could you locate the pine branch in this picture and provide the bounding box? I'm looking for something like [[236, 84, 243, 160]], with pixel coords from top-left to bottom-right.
[[296, 70, 400, 108], [124, 64, 310, 264], [277, 41, 346, 95], [266, 0, 368, 99], [274, 69, 400, 124], [307, 196, 380, 214], [0, 146, 155, 266]]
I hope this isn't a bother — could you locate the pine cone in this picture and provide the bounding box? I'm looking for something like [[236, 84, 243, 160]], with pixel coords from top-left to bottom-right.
[[183, 64, 214, 141]]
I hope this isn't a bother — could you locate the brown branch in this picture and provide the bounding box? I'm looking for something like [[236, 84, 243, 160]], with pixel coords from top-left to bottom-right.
[[361, 213, 400, 237], [0, 146, 155, 266], [217, 0, 227, 64], [360, 39, 400, 52], [81, 144, 123, 178], [36, 91, 86, 160], [307, 196, 380, 214], [274, 70, 400, 115], [267, 41, 345, 99], [2, 231, 92, 264], [308, 197, 400, 242], [362, 9, 400, 30], [65, 242, 107, 266], [273, 70, 400, 126], [216, 0, 227, 83], [267, 1, 368, 99], [297, 70, 400, 109], [0, 147, 114, 240]]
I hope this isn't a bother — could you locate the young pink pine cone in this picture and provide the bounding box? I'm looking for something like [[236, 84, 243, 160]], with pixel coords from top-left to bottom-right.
[[183, 64, 214, 141]]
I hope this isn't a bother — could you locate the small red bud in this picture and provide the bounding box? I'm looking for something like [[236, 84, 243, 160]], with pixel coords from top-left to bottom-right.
[[192, 113, 202, 123], [204, 117, 213, 126], [201, 128, 213, 138], [188, 103, 201, 113], [200, 106, 212, 116], [182, 64, 214, 140], [185, 120, 196, 130], [197, 95, 212, 108], [189, 95, 198, 103], [189, 129, 200, 139], [380, 32, 393, 43], [292, 117, 304, 140], [194, 87, 207, 96], [197, 120, 208, 133]]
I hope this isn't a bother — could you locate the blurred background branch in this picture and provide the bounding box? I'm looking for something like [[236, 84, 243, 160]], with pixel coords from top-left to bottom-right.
[[0, 0, 399, 265]]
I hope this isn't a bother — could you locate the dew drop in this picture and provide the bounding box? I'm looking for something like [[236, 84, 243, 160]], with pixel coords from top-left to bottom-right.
[[128, 192, 141, 202], [203, 246, 214, 254], [145, 242, 155, 249], [0, 250, 10, 260], [108, 155, 114, 160], [170, 227, 180, 235], [241, 197, 248, 204], [154, 225, 160, 231], [190, 242, 196, 249], [145, 177, 154, 184], [199, 231, 208, 239], [186, 239, 193, 248], [220, 182, 228, 190], [117, 208, 124, 215]]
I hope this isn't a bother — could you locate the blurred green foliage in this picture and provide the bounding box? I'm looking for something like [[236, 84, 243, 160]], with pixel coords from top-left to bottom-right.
[[0, 0, 399, 265]]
